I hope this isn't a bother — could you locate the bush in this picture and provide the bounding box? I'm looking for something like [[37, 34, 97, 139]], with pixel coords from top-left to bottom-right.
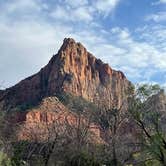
[[68, 152, 101, 166], [11, 141, 30, 166], [0, 151, 12, 166]]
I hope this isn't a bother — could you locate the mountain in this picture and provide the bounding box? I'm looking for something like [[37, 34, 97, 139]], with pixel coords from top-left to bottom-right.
[[0, 38, 132, 111], [0, 38, 165, 165]]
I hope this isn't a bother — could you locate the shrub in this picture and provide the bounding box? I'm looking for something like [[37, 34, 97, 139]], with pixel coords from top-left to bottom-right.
[[0, 151, 12, 166], [68, 152, 101, 166]]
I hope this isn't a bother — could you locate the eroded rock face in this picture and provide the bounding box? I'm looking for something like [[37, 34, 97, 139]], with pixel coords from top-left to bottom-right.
[[145, 91, 166, 131], [0, 38, 132, 110], [58, 38, 131, 109], [146, 90, 166, 113], [19, 97, 102, 143]]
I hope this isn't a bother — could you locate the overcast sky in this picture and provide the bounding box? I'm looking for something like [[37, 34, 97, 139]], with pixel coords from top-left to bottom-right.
[[0, 0, 166, 89]]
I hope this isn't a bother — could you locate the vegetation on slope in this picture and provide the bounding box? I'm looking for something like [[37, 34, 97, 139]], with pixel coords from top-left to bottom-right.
[[0, 84, 165, 166]]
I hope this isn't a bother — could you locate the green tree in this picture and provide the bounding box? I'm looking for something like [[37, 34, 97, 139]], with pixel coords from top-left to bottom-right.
[[128, 84, 166, 165], [0, 151, 12, 166]]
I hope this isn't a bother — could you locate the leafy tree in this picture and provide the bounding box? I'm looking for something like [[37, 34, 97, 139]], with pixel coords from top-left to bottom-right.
[[68, 151, 101, 166], [0, 151, 12, 166], [128, 84, 166, 165]]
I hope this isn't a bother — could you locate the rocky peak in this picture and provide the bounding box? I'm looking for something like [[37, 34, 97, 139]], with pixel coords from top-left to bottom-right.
[[59, 38, 83, 51], [54, 38, 130, 108], [0, 38, 132, 110]]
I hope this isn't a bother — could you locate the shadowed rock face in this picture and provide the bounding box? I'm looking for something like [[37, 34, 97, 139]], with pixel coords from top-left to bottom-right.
[[0, 38, 132, 110], [144, 91, 166, 131], [146, 90, 166, 113]]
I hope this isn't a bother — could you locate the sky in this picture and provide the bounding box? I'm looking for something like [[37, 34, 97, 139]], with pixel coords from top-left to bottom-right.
[[0, 0, 166, 89]]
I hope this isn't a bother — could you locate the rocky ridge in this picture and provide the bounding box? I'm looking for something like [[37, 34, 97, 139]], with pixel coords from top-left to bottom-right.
[[0, 38, 133, 143], [0, 38, 132, 111]]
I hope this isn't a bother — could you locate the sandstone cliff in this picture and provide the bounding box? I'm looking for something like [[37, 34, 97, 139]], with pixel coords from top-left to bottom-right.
[[19, 97, 102, 143], [0, 38, 131, 110]]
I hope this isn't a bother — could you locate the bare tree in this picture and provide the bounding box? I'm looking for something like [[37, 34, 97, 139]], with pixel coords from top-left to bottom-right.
[[18, 114, 69, 166]]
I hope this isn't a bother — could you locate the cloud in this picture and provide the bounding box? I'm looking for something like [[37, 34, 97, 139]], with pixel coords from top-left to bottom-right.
[[0, 0, 165, 89], [0, 0, 46, 17], [93, 0, 121, 16], [136, 25, 166, 52], [64, 0, 88, 8], [152, 0, 166, 5], [159, 0, 166, 3], [3, 0, 42, 12], [50, 5, 93, 22], [145, 12, 166, 22], [84, 26, 166, 84], [160, 0, 166, 3], [50, 0, 121, 22], [0, 20, 73, 87]]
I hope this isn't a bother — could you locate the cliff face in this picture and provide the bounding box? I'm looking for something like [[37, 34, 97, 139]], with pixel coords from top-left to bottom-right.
[[19, 97, 102, 143], [58, 38, 131, 108], [146, 90, 166, 113], [0, 38, 131, 110], [145, 91, 166, 131]]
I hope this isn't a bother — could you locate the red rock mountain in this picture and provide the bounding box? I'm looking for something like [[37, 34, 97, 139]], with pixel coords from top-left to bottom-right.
[[0, 38, 134, 143], [0, 38, 132, 110]]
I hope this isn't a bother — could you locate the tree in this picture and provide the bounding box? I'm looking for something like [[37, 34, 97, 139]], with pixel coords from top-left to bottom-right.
[[94, 93, 135, 166], [0, 110, 26, 165], [128, 84, 166, 165], [0, 151, 12, 166], [18, 116, 68, 166]]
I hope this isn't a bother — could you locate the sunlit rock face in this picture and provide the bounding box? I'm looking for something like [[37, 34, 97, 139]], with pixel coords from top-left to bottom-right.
[[0, 38, 132, 110], [56, 38, 131, 109], [18, 97, 103, 143]]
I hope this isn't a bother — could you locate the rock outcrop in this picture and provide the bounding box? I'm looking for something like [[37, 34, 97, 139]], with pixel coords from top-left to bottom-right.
[[19, 97, 102, 143], [145, 90, 166, 113], [144, 90, 166, 131], [0, 38, 132, 110]]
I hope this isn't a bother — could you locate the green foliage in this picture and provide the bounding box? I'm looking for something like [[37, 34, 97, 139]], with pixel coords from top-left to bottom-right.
[[0, 151, 12, 166], [56, 92, 98, 113], [145, 159, 161, 166], [68, 151, 101, 166], [11, 141, 29, 166], [14, 103, 35, 112], [136, 84, 161, 102], [132, 152, 161, 166], [129, 84, 166, 165]]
